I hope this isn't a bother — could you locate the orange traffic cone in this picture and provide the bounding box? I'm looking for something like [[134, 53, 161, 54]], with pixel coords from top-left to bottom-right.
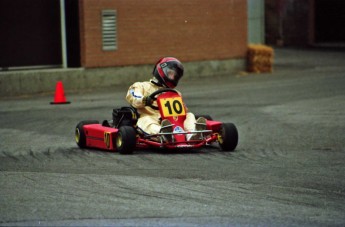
[[50, 81, 71, 104]]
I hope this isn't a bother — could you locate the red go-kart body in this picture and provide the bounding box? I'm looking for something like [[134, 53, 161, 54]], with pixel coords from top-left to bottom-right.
[[75, 89, 238, 154]]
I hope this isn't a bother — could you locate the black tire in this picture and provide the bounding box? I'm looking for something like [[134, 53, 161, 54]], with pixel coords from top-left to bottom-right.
[[195, 114, 213, 121], [219, 123, 238, 151], [115, 126, 137, 154], [75, 120, 99, 148]]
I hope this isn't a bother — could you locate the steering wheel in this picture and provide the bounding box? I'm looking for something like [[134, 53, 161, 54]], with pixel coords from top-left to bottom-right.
[[148, 88, 179, 110]]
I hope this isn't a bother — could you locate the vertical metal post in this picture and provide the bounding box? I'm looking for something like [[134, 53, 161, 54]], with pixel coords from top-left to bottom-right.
[[60, 0, 67, 68]]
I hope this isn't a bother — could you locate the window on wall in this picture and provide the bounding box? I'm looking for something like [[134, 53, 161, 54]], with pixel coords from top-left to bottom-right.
[[102, 10, 117, 51]]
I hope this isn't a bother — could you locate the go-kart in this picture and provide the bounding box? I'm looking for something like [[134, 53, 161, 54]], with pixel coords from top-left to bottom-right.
[[75, 88, 238, 154]]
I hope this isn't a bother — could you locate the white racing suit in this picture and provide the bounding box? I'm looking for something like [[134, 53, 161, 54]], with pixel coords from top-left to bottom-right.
[[126, 80, 196, 134]]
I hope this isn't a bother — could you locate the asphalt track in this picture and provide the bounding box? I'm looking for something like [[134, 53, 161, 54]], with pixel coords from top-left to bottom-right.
[[1, 48, 345, 226]]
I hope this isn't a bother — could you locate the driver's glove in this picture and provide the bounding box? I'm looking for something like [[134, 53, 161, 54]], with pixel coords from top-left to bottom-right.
[[143, 96, 153, 106]]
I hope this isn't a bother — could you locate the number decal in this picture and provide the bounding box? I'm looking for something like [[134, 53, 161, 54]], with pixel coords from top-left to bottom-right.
[[172, 100, 183, 114], [161, 97, 186, 117], [104, 132, 111, 148]]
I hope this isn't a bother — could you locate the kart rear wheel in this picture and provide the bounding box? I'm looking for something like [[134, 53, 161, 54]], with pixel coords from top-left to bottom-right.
[[75, 120, 99, 148], [219, 123, 238, 151], [115, 126, 137, 154]]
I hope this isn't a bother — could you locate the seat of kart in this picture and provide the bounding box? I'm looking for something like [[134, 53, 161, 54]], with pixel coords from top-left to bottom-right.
[[111, 106, 140, 128]]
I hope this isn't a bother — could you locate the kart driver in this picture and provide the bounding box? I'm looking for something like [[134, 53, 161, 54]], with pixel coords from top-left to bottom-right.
[[125, 57, 206, 140]]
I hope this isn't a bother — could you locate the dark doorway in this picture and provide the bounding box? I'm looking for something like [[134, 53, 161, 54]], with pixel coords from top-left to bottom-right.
[[315, 0, 345, 43], [0, 0, 62, 69], [0, 0, 81, 70]]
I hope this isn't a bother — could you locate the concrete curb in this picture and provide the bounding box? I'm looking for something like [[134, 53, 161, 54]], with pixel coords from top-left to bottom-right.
[[0, 58, 245, 97]]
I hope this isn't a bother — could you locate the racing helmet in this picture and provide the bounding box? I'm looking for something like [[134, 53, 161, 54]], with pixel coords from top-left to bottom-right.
[[152, 57, 184, 88]]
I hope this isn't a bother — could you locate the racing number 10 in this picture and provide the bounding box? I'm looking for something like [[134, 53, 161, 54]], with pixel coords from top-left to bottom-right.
[[165, 100, 182, 114], [161, 97, 185, 117]]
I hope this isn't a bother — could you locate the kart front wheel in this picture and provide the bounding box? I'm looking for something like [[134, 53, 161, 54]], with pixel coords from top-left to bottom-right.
[[115, 126, 137, 154], [75, 120, 99, 148], [219, 123, 238, 151]]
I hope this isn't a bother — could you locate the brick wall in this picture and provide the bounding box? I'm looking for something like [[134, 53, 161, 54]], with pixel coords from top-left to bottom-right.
[[79, 0, 247, 68]]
